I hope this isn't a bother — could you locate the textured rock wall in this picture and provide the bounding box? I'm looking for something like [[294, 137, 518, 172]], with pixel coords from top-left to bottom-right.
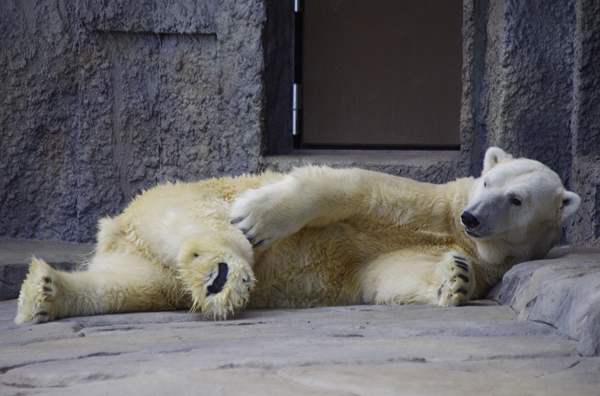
[[461, 0, 600, 248], [570, 0, 600, 248], [1, 0, 266, 243], [1, 0, 80, 241], [462, 0, 576, 181], [487, 0, 575, 182]]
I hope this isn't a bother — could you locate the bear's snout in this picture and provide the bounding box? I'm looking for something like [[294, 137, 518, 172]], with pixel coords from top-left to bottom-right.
[[461, 211, 480, 229]]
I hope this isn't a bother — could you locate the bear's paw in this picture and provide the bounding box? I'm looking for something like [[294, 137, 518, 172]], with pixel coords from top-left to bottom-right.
[[179, 253, 255, 320], [201, 260, 255, 320], [15, 258, 59, 324], [437, 253, 475, 307], [230, 178, 310, 249]]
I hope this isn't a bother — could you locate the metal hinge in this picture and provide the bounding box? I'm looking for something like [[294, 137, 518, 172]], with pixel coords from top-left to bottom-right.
[[292, 83, 303, 136]]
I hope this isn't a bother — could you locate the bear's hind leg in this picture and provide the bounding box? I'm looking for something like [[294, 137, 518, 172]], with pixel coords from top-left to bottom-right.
[[15, 253, 186, 325], [436, 252, 476, 307], [177, 232, 255, 319]]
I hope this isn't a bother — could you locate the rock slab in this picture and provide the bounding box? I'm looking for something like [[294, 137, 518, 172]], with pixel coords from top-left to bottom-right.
[[1, 300, 599, 396], [489, 247, 600, 357]]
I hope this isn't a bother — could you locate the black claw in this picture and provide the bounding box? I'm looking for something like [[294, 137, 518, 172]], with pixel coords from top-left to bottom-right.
[[207, 263, 229, 295], [43, 277, 51, 283], [231, 217, 244, 224], [455, 262, 469, 272], [252, 240, 265, 248], [457, 274, 469, 283], [455, 288, 468, 295], [437, 286, 443, 298], [453, 257, 468, 264]]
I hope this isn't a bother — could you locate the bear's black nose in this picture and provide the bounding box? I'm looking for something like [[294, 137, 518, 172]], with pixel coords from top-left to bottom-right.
[[461, 211, 480, 229]]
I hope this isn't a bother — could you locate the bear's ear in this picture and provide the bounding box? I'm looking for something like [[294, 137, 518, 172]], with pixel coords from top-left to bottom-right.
[[482, 147, 514, 175], [559, 190, 581, 226]]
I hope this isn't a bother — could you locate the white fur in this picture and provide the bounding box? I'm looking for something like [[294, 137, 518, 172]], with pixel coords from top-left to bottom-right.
[[15, 148, 580, 324]]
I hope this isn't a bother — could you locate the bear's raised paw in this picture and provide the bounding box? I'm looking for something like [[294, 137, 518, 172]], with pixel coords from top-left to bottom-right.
[[437, 253, 476, 307]]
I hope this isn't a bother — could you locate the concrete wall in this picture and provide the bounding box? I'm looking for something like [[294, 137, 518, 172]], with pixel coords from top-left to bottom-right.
[[1, 0, 266, 242], [461, 0, 600, 247], [1, 0, 599, 247]]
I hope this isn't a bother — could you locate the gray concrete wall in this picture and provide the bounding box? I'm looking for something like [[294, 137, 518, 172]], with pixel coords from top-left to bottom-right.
[[461, 0, 600, 248], [1, 0, 266, 243], [1, 0, 599, 248]]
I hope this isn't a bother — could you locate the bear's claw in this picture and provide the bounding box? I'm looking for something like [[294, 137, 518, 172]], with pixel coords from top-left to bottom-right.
[[437, 253, 476, 307], [15, 258, 59, 324]]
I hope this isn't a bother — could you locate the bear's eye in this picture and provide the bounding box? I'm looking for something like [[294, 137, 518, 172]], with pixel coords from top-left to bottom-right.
[[509, 197, 521, 206]]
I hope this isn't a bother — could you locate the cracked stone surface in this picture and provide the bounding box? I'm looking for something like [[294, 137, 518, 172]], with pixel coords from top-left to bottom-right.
[[1, 300, 599, 395]]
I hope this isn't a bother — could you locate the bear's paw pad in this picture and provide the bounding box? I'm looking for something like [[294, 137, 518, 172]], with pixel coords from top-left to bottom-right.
[[190, 259, 255, 320], [437, 255, 475, 307], [206, 262, 229, 295]]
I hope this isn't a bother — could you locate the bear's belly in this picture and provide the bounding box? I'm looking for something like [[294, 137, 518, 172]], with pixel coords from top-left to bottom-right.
[[247, 221, 457, 308]]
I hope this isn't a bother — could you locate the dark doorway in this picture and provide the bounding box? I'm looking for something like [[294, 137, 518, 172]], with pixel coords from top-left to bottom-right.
[[297, 0, 463, 149]]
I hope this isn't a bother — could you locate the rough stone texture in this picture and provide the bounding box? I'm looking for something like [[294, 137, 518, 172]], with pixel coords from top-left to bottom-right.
[[0, 0, 265, 243], [1, 298, 599, 395], [1, 0, 599, 249], [459, 0, 600, 248], [570, 0, 600, 248], [489, 247, 600, 357], [0, 0, 80, 241], [460, 0, 577, 180], [485, 0, 575, 181], [0, 240, 93, 300]]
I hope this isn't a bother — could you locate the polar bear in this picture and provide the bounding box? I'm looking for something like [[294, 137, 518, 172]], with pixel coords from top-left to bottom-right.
[[15, 147, 580, 324]]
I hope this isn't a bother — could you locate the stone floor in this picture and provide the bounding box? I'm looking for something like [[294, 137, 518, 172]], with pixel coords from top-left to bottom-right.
[[0, 240, 599, 395]]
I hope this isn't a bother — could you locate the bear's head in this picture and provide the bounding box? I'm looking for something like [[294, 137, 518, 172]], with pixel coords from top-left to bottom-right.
[[461, 147, 581, 265]]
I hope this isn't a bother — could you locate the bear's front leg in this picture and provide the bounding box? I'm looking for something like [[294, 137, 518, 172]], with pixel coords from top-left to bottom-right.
[[177, 232, 256, 319], [436, 252, 476, 307]]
